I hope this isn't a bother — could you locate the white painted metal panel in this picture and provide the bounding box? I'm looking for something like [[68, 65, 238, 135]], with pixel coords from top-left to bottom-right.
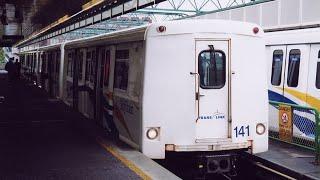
[[102, 10, 111, 20], [94, 14, 101, 22], [280, 0, 300, 25], [138, 0, 153, 6], [80, 20, 86, 27], [124, 0, 137, 12], [112, 5, 123, 16], [86, 17, 93, 24], [206, 13, 217, 19], [302, 0, 320, 23], [216, 11, 230, 20], [245, 5, 260, 24], [74, 23, 79, 29], [230, 8, 244, 21], [261, 1, 278, 27]]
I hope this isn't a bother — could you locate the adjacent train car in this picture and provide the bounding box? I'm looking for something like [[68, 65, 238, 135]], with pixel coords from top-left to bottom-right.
[[266, 27, 320, 143], [19, 20, 268, 173]]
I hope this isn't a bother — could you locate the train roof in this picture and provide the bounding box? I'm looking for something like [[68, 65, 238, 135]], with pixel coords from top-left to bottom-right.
[[265, 27, 320, 45], [19, 19, 263, 52], [64, 19, 263, 49]]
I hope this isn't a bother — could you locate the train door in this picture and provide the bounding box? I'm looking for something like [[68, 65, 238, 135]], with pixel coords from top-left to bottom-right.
[[84, 48, 96, 120], [72, 50, 79, 110], [48, 52, 54, 97], [195, 40, 229, 140], [77, 49, 86, 114], [95, 47, 104, 125], [36, 52, 40, 85], [96, 47, 112, 126], [283, 45, 309, 106], [65, 50, 74, 106], [307, 44, 320, 110], [54, 51, 61, 98]]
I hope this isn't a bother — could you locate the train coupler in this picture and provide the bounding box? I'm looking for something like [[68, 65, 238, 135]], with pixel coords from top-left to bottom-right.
[[196, 153, 238, 175]]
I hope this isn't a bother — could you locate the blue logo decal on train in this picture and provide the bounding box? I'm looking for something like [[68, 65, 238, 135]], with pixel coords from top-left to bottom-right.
[[200, 112, 225, 120]]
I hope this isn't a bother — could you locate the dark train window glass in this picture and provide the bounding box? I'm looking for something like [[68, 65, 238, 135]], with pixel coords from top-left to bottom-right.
[[287, 49, 301, 87], [115, 50, 129, 59], [85, 60, 90, 81], [198, 50, 226, 89], [316, 62, 320, 89], [316, 51, 320, 89], [67, 53, 73, 77], [56, 52, 60, 73], [271, 50, 283, 86], [78, 52, 83, 80], [114, 49, 129, 91], [89, 50, 96, 83], [104, 51, 110, 87]]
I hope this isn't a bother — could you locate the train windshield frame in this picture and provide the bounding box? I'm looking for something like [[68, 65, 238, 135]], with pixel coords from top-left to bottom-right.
[[198, 50, 226, 89]]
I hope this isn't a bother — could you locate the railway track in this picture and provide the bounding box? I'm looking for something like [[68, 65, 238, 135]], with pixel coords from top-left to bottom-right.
[[156, 152, 303, 180]]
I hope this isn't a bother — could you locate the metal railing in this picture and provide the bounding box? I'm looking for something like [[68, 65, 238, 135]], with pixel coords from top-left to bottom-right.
[[269, 101, 320, 164]]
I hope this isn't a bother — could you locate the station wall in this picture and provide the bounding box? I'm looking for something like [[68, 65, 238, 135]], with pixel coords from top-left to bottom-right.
[[193, 0, 320, 30]]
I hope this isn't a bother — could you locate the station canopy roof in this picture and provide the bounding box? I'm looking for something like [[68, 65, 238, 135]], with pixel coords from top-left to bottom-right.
[[0, 0, 266, 47]]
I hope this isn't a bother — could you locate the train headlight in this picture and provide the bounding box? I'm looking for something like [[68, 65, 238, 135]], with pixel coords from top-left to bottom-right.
[[256, 123, 266, 135], [146, 128, 159, 140]]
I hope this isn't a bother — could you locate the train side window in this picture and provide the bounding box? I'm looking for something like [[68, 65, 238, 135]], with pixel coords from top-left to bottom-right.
[[271, 50, 283, 86], [287, 49, 301, 87], [78, 52, 83, 80], [56, 52, 60, 73], [90, 50, 96, 83], [104, 51, 110, 87], [67, 52, 73, 77], [85, 51, 91, 81], [198, 50, 226, 89], [114, 49, 129, 91], [316, 51, 320, 89]]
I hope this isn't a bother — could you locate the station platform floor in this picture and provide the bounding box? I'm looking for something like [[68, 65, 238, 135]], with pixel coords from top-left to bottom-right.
[[251, 139, 320, 180], [0, 72, 179, 180]]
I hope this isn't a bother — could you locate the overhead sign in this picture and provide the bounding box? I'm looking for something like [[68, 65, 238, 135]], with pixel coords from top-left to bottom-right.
[[279, 105, 293, 142]]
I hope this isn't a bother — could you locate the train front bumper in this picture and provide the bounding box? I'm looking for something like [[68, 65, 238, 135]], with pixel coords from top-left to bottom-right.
[[165, 139, 250, 152]]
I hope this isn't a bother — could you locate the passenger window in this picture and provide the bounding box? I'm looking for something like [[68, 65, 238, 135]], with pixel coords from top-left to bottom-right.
[[287, 49, 301, 87], [67, 52, 73, 77], [104, 51, 110, 87], [271, 50, 283, 86], [85, 51, 91, 81], [316, 50, 320, 89], [90, 50, 96, 83], [56, 52, 60, 73], [198, 50, 226, 89], [114, 49, 129, 91], [78, 52, 83, 80]]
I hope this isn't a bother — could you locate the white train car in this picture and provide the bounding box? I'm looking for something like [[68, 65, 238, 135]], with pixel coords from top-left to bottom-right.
[[266, 27, 320, 142], [19, 20, 268, 173]]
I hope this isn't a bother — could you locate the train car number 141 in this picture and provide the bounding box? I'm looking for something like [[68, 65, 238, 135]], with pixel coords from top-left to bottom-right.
[[234, 125, 249, 138]]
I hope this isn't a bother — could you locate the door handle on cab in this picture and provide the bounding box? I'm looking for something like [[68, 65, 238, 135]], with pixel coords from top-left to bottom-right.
[[196, 92, 205, 100]]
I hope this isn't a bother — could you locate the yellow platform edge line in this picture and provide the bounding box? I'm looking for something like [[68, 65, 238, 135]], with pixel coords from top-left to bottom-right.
[[96, 136, 152, 180]]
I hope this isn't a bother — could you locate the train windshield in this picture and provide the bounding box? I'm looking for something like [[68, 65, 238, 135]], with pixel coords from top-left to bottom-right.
[[198, 50, 226, 89]]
